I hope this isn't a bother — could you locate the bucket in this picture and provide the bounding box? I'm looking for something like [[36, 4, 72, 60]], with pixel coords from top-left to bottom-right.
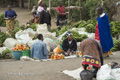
[[13, 51, 22, 60], [22, 49, 30, 57], [53, 45, 63, 54]]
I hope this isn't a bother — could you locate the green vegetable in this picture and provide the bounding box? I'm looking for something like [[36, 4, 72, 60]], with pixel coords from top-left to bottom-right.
[[1, 48, 11, 59], [0, 14, 6, 27], [110, 21, 120, 39], [111, 38, 120, 52], [0, 31, 9, 47], [30, 23, 37, 31], [85, 24, 95, 33]]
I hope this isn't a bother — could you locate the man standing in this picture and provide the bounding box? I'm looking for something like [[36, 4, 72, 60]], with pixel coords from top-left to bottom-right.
[[56, 1, 68, 29], [5, 5, 17, 34], [31, 34, 48, 60], [40, 4, 51, 31], [96, 7, 113, 57]]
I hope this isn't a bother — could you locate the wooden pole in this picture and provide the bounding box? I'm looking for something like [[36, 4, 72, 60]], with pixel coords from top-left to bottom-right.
[[79, 0, 82, 20], [68, 0, 70, 20], [49, 0, 51, 13]]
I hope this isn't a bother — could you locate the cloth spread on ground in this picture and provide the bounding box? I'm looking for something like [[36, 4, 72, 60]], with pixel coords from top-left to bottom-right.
[[80, 39, 103, 68], [62, 67, 83, 79], [97, 13, 113, 52]]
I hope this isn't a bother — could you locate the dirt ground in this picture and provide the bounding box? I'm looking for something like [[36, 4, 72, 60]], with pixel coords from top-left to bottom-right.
[[0, 51, 120, 80], [0, 7, 57, 32]]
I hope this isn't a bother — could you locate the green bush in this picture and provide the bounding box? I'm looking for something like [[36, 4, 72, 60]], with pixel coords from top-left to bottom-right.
[[0, 14, 6, 27], [0, 31, 9, 47], [85, 24, 95, 33], [111, 38, 120, 52], [110, 21, 120, 38]]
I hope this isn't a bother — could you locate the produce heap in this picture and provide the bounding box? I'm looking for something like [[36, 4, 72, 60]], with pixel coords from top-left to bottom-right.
[[13, 44, 29, 51]]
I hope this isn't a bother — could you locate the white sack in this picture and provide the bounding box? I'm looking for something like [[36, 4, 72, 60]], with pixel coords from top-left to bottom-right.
[[15, 30, 32, 44], [3, 38, 19, 50], [97, 64, 115, 80]]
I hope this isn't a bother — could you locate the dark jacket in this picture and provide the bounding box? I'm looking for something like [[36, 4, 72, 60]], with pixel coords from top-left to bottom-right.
[[62, 38, 77, 52], [40, 10, 51, 25]]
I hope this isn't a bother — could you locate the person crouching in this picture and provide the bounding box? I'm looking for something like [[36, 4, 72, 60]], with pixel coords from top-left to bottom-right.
[[62, 31, 77, 56]]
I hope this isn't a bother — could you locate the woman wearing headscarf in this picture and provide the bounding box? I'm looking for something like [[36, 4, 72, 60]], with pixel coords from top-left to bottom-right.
[[80, 38, 103, 77], [62, 31, 77, 56], [37, 0, 44, 23]]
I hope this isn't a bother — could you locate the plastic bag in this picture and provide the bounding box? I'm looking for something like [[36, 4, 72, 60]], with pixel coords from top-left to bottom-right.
[[37, 24, 48, 33], [63, 67, 84, 79], [80, 70, 94, 80], [97, 64, 115, 80], [0, 47, 7, 54], [26, 28, 36, 39], [15, 30, 32, 44], [111, 68, 120, 80], [53, 45, 63, 54], [37, 24, 58, 40], [3, 38, 19, 50]]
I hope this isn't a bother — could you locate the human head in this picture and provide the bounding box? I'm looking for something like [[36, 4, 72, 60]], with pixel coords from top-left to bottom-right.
[[38, 0, 44, 7], [8, 5, 11, 10], [33, 6, 37, 10], [43, 4, 47, 10], [66, 31, 73, 41], [58, 1, 63, 7], [96, 7, 103, 15], [37, 34, 43, 41]]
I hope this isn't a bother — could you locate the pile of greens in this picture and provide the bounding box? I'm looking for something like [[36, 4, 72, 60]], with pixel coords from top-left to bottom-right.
[[0, 14, 6, 27], [0, 31, 9, 47], [111, 38, 120, 52], [0, 48, 11, 59], [110, 21, 120, 39], [30, 23, 37, 31], [60, 31, 88, 45]]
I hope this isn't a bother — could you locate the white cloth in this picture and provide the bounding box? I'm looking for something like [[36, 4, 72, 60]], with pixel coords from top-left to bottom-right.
[[100, 13, 105, 18]]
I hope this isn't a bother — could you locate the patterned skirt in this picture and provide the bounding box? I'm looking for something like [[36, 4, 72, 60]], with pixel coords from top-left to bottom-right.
[[6, 19, 15, 33]]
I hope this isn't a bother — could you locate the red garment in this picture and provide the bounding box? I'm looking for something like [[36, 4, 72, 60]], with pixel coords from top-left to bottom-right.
[[95, 24, 100, 41], [56, 6, 65, 16]]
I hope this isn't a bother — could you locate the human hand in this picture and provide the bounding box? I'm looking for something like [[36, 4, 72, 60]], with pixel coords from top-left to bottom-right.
[[66, 12, 69, 14], [67, 50, 71, 54]]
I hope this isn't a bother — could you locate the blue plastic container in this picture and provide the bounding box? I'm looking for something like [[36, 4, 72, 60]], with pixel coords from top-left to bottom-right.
[[13, 51, 22, 60]]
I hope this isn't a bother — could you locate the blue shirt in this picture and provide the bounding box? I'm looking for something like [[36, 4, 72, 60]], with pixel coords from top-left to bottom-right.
[[31, 40, 48, 60], [5, 10, 17, 19]]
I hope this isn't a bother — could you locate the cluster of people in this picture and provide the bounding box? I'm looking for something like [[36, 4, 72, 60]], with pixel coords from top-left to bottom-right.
[[4, 1, 114, 78], [31, 0, 68, 31]]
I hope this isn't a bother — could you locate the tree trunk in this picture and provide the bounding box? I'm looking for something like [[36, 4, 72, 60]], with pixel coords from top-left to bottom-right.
[[19, 0, 24, 8]]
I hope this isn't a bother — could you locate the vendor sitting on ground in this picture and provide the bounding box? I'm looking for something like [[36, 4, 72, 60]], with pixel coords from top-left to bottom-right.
[[62, 31, 77, 56], [31, 34, 48, 60]]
